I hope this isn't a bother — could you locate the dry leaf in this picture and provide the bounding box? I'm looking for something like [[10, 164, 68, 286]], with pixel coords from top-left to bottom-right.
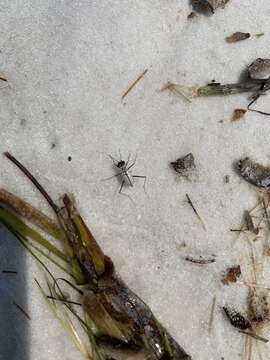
[[171, 153, 196, 178], [226, 32, 250, 43], [238, 158, 270, 188], [222, 265, 241, 285]]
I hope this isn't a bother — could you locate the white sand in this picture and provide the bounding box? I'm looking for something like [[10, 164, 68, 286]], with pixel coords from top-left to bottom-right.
[[0, 1, 270, 359]]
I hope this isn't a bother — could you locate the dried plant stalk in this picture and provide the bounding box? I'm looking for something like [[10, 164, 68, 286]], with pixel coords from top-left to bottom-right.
[[0, 153, 192, 360]]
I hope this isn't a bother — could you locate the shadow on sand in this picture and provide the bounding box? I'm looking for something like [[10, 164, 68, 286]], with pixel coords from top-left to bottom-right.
[[0, 223, 28, 360]]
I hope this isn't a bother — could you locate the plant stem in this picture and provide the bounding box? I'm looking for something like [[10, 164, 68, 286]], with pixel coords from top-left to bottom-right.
[[197, 79, 266, 96]]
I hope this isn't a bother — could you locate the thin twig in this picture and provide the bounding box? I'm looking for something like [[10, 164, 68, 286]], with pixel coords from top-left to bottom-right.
[[185, 193, 206, 231], [185, 256, 215, 264], [230, 228, 247, 232], [13, 300, 31, 320], [121, 68, 148, 100], [197, 79, 266, 96], [248, 107, 270, 116]]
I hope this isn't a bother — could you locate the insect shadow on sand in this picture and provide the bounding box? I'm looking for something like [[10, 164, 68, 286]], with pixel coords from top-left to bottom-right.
[[103, 152, 147, 201]]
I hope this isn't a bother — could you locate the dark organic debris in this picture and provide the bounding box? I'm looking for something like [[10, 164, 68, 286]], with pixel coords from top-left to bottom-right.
[[237, 157, 270, 188], [226, 32, 250, 43], [224, 175, 230, 183], [185, 255, 216, 264], [247, 58, 270, 115], [223, 306, 251, 330], [121, 68, 148, 100], [192, 0, 229, 13], [248, 58, 270, 80], [171, 153, 196, 179], [205, 0, 229, 11], [221, 265, 241, 285], [232, 108, 247, 122]]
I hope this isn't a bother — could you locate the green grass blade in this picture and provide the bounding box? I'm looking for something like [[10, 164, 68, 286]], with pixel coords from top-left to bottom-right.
[[0, 207, 68, 262]]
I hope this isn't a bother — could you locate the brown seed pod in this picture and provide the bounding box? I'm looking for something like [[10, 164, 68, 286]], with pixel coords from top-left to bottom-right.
[[223, 306, 251, 330]]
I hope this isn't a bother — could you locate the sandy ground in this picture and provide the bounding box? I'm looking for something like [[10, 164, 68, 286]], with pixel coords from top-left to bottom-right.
[[1, 1, 270, 359]]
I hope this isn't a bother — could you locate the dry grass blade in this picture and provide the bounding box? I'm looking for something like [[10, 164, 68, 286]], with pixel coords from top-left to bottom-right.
[[208, 296, 217, 334], [162, 82, 198, 102], [35, 278, 91, 359], [13, 300, 31, 320], [186, 193, 206, 231], [121, 68, 148, 100]]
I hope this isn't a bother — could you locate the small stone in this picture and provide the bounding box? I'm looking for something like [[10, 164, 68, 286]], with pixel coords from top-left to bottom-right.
[[248, 58, 270, 80]]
